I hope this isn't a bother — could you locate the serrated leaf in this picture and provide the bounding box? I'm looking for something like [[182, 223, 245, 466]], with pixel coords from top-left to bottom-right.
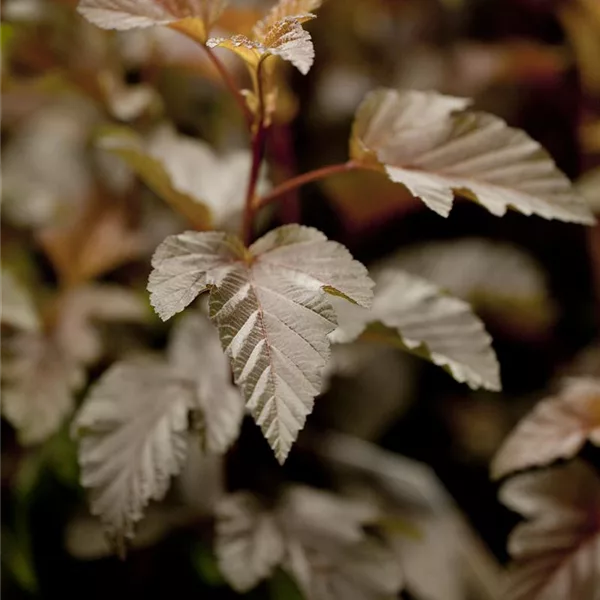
[[390, 238, 554, 335], [77, 0, 227, 43], [332, 268, 500, 391], [1, 268, 40, 332], [500, 460, 600, 600], [2, 333, 85, 445], [148, 224, 373, 462], [73, 360, 194, 545], [253, 0, 322, 36], [207, 0, 320, 74], [97, 127, 212, 230], [215, 492, 286, 592], [351, 89, 594, 225], [492, 378, 600, 480], [168, 312, 244, 454]]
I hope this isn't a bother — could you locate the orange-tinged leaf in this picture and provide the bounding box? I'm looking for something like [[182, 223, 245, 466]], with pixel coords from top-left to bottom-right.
[[492, 378, 600, 480], [37, 197, 142, 285], [252, 0, 322, 39], [207, 0, 321, 75]]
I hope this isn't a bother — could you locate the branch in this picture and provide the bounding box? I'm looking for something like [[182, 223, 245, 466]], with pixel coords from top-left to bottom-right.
[[256, 160, 364, 209], [242, 61, 267, 245], [202, 46, 253, 126]]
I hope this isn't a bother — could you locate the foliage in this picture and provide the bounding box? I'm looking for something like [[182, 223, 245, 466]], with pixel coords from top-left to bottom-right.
[[2, 0, 600, 599]]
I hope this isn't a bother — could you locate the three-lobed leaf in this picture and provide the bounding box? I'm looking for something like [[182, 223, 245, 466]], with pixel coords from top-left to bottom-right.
[[492, 377, 600, 480], [351, 88, 594, 225], [148, 224, 374, 463]]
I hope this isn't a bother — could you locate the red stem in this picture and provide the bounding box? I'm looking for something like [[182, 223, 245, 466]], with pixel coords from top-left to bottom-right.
[[242, 61, 267, 245], [202, 46, 253, 126], [256, 160, 363, 210]]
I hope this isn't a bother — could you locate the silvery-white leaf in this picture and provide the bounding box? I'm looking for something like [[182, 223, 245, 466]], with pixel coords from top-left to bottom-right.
[[78, 0, 227, 35], [149, 225, 374, 463], [279, 485, 379, 547], [285, 538, 403, 600], [148, 126, 262, 232], [492, 377, 600, 480], [388, 238, 552, 323], [333, 268, 500, 391], [1, 99, 98, 229], [278, 484, 402, 600], [2, 333, 85, 445], [168, 312, 244, 454], [56, 285, 148, 366], [351, 89, 594, 225], [500, 460, 600, 600], [1, 268, 40, 332], [73, 360, 194, 543], [215, 492, 286, 592]]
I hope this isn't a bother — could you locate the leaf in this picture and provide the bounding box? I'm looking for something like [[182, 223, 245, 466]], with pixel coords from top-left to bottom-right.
[[500, 460, 600, 600], [314, 431, 503, 600], [168, 311, 244, 454], [146, 126, 264, 232], [2, 98, 98, 229], [54, 284, 149, 366], [215, 492, 286, 592], [97, 127, 212, 230], [37, 199, 143, 285], [491, 378, 600, 480], [279, 486, 402, 600], [77, 0, 227, 43], [279, 485, 380, 547], [350, 89, 594, 225], [389, 238, 554, 336], [2, 333, 85, 445], [1, 268, 40, 332], [207, 0, 321, 74], [285, 538, 403, 600], [72, 360, 194, 544], [332, 268, 500, 391], [149, 225, 373, 463]]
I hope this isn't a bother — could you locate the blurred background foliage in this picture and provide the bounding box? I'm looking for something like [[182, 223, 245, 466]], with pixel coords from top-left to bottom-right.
[[1, 0, 600, 598]]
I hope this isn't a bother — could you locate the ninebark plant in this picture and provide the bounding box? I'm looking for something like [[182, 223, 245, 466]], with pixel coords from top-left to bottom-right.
[[4, 0, 599, 597]]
